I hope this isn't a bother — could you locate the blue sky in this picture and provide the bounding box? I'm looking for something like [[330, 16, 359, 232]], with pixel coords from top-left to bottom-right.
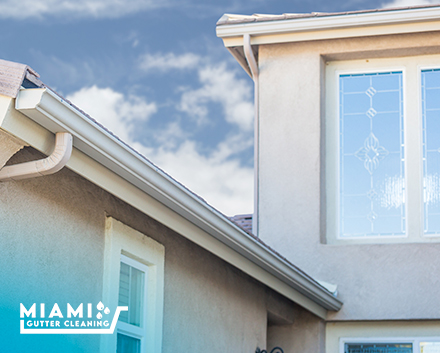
[[0, 0, 433, 216]]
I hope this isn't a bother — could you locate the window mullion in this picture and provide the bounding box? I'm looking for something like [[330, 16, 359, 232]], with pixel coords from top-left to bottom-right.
[[404, 63, 424, 239]]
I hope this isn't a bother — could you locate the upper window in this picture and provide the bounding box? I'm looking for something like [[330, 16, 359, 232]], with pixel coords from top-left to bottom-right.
[[326, 55, 440, 243]]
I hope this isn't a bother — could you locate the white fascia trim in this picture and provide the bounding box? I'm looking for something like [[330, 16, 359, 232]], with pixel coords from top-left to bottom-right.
[[14, 87, 342, 313], [216, 6, 440, 39]]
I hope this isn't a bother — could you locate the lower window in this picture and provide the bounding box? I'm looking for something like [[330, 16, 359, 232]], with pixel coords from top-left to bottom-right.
[[343, 340, 440, 353], [102, 217, 165, 353], [345, 343, 413, 353], [117, 333, 141, 353], [117, 254, 148, 353]]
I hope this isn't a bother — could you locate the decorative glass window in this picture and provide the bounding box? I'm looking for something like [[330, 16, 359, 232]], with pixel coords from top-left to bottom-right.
[[339, 71, 405, 237], [326, 55, 440, 243], [422, 69, 440, 235], [117, 255, 148, 353], [341, 339, 440, 353], [345, 343, 413, 353], [420, 342, 440, 353]]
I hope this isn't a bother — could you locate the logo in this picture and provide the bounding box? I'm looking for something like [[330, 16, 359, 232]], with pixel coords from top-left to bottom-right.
[[20, 301, 128, 334]]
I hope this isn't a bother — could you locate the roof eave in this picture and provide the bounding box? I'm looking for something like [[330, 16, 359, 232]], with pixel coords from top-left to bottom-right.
[[6, 87, 342, 316], [216, 6, 440, 44]]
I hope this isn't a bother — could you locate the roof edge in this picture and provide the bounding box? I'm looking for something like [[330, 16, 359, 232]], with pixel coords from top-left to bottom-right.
[[216, 5, 440, 40], [11, 87, 342, 315]]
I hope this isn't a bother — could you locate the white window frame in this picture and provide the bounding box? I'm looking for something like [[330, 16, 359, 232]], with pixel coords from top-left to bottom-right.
[[100, 217, 165, 353], [340, 337, 440, 353], [117, 254, 149, 352], [326, 54, 440, 244]]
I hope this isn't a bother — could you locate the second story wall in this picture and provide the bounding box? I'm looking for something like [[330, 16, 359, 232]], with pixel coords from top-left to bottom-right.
[[257, 30, 440, 320]]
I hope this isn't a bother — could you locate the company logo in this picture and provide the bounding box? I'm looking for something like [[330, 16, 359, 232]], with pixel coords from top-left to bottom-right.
[[20, 301, 128, 334]]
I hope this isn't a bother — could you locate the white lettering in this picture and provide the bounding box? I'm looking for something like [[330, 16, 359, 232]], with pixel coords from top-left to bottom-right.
[[49, 304, 63, 318], [67, 303, 83, 318], [20, 303, 36, 318]]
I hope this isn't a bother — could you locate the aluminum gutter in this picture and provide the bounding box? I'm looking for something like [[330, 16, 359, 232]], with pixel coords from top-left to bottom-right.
[[216, 6, 440, 43], [12, 87, 342, 315]]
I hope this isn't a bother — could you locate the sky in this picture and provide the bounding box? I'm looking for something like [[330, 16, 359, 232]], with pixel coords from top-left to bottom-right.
[[0, 0, 436, 216]]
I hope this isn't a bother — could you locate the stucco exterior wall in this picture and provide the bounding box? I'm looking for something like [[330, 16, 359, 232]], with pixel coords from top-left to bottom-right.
[[0, 146, 317, 352], [257, 31, 440, 321], [268, 309, 325, 353]]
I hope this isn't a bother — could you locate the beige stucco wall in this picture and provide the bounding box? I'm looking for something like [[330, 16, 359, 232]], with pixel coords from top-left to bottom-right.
[[0, 146, 321, 352], [268, 308, 325, 353], [257, 31, 440, 321]]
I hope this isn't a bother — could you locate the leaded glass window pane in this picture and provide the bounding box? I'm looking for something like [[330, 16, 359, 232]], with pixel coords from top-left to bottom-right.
[[422, 69, 440, 235], [339, 71, 405, 237], [345, 343, 413, 353], [420, 342, 440, 353], [117, 333, 141, 353]]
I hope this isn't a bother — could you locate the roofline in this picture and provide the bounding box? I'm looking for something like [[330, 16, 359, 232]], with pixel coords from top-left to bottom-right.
[[216, 6, 440, 44], [2, 87, 342, 317]]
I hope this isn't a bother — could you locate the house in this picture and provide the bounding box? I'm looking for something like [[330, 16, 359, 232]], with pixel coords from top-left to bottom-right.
[[0, 59, 341, 352], [216, 4, 440, 353]]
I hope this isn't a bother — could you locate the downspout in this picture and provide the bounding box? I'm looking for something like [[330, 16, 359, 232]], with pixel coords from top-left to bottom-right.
[[243, 33, 259, 236], [0, 132, 72, 181]]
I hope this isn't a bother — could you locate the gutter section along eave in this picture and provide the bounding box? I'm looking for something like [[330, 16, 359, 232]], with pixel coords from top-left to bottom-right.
[[14, 87, 342, 314], [216, 6, 440, 44]]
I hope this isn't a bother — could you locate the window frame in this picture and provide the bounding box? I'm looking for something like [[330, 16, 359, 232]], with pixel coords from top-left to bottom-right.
[[325, 55, 440, 244], [100, 217, 165, 353]]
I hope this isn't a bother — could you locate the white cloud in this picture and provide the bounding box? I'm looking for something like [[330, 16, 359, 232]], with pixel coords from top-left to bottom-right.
[[136, 141, 254, 216], [0, 0, 168, 19], [381, 0, 438, 7], [139, 53, 201, 72], [179, 64, 254, 131], [66, 54, 254, 216], [66, 86, 157, 143]]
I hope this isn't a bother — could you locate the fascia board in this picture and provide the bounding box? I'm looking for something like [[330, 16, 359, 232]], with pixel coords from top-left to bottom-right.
[[14, 87, 342, 314], [216, 7, 440, 42]]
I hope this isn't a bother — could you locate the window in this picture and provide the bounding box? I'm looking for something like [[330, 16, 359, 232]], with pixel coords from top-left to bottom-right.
[[345, 343, 413, 353], [101, 217, 165, 353], [341, 338, 440, 353], [117, 255, 148, 353], [421, 69, 440, 234], [326, 55, 440, 243]]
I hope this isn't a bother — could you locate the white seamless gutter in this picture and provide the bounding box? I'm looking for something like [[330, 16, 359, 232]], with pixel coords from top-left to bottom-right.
[[216, 6, 440, 39], [14, 87, 342, 315], [0, 132, 72, 181]]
